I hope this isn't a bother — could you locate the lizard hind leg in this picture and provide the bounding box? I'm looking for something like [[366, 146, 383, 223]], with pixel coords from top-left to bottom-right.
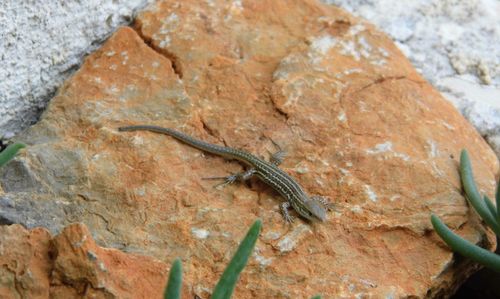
[[267, 137, 287, 165], [311, 195, 337, 211], [270, 150, 287, 166]]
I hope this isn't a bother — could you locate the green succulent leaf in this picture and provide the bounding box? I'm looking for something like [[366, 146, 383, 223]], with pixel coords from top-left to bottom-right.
[[0, 143, 25, 168], [484, 195, 498, 220], [164, 258, 182, 299], [496, 178, 500, 223], [460, 150, 500, 235], [211, 219, 262, 299], [431, 214, 500, 272]]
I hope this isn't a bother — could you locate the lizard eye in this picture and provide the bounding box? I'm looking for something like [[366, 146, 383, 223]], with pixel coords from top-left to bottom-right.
[[304, 200, 326, 221]]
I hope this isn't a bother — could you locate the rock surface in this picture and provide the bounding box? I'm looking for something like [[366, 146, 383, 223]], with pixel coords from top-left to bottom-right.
[[2, 1, 499, 163], [326, 0, 500, 160], [0, 223, 168, 298], [0, 0, 152, 138], [326, 0, 500, 86], [1, 0, 499, 298]]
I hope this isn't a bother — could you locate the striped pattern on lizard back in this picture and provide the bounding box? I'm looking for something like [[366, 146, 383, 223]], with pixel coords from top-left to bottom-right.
[[246, 155, 313, 219], [118, 125, 328, 222]]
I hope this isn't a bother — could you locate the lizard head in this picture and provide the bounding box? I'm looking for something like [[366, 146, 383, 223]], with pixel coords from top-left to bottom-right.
[[304, 199, 327, 222]]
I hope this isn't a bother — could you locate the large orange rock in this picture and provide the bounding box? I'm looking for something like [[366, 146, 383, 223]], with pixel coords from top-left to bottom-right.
[[0, 224, 168, 298], [0, 225, 52, 299], [1, 0, 498, 298]]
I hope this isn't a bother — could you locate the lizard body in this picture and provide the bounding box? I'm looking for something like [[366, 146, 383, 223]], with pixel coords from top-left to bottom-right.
[[119, 125, 331, 222]]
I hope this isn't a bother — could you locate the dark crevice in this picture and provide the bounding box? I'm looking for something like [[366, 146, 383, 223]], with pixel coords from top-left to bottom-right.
[[200, 117, 228, 147], [354, 75, 426, 95], [200, 118, 216, 138], [337, 75, 424, 119], [272, 102, 290, 121], [0, 140, 7, 152], [88, 211, 113, 235], [267, 92, 290, 121], [355, 75, 406, 94], [0, 216, 15, 226], [314, 19, 353, 39], [132, 26, 184, 79]]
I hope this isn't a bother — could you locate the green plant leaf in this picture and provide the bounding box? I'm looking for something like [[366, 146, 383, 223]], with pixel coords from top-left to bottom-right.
[[310, 295, 322, 299], [484, 195, 498, 220], [460, 150, 500, 235], [431, 214, 500, 272], [0, 143, 25, 168], [164, 258, 182, 299], [211, 219, 262, 299], [496, 178, 500, 223]]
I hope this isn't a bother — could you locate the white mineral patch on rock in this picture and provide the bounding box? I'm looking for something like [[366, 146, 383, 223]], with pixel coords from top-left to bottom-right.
[[191, 227, 210, 239]]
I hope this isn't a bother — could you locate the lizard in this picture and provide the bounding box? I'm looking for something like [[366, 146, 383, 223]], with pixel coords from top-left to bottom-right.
[[118, 125, 333, 222]]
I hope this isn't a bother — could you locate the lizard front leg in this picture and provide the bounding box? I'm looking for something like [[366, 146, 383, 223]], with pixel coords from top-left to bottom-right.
[[203, 168, 256, 188], [280, 201, 295, 223]]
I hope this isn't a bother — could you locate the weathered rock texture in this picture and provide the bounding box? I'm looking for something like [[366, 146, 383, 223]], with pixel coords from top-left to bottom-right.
[[0, 0, 152, 138], [1, 0, 499, 298], [325, 0, 500, 160], [0, 223, 167, 298]]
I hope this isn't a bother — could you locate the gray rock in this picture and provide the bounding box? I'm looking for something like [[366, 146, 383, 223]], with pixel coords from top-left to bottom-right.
[[0, 193, 68, 233], [0, 159, 45, 193]]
